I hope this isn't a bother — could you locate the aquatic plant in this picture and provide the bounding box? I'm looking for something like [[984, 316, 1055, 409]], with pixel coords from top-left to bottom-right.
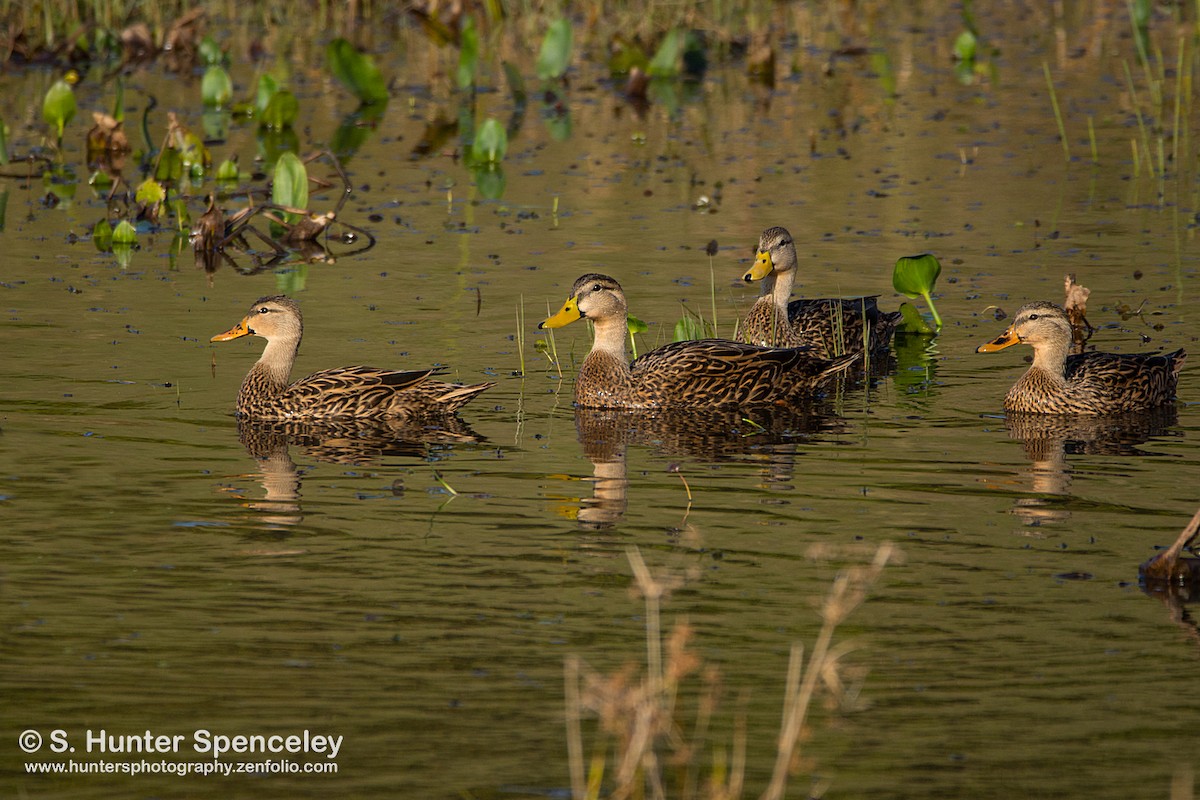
[[271, 152, 309, 227], [470, 118, 508, 165], [201, 64, 232, 108], [536, 18, 573, 81], [327, 38, 389, 106], [0, 116, 9, 164], [456, 15, 480, 90], [892, 253, 943, 333], [672, 304, 714, 342], [42, 75, 76, 145]]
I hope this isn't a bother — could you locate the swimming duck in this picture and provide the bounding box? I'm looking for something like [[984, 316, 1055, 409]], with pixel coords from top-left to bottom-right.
[[211, 295, 492, 420], [976, 301, 1185, 415], [741, 226, 900, 356], [539, 273, 858, 409]]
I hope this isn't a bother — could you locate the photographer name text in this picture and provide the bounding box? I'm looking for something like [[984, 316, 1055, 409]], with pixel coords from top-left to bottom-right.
[[35, 729, 342, 760]]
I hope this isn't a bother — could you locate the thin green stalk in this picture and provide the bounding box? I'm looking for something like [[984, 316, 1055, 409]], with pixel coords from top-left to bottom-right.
[[1124, 59, 1158, 178], [516, 295, 526, 377], [1172, 37, 1184, 169], [1087, 114, 1098, 164], [708, 252, 718, 337], [1043, 61, 1070, 161]]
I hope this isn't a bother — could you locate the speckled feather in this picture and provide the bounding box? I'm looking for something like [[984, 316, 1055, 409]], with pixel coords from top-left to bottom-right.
[[739, 226, 899, 356], [1003, 349, 1185, 414], [542, 274, 859, 410], [741, 295, 898, 355], [978, 300, 1185, 415], [214, 295, 492, 420]]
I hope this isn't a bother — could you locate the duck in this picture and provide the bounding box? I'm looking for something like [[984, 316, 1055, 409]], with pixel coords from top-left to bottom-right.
[[975, 300, 1186, 415], [211, 295, 493, 420], [740, 226, 900, 356], [538, 273, 859, 409]]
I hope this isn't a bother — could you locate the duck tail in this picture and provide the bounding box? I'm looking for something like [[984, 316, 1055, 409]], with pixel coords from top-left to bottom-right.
[[435, 381, 495, 412]]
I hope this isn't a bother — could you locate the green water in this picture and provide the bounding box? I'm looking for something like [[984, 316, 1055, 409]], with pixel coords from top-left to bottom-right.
[[3, 4, 1199, 798]]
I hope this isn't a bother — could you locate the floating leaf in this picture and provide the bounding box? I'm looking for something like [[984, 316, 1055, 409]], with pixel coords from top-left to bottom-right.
[[953, 30, 977, 62], [42, 77, 77, 142], [261, 89, 298, 130], [536, 18, 573, 80], [327, 38, 389, 105], [896, 302, 936, 336], [456, 16, 479, 90], [88, 171, 113, 192], [112, 243, 135, 268], [893, 253, 943, 331], [112, 219, 139, 245], [155, 147, 184, 182], [216, 158, 239, 182], [135, 178, 166, 206], [471, 118, 508, 164], [256, 74, 281, 114], [473, 165, 506, 199], [199, 35, 225, 67], [272, 152, 309, 222], [627, 314, 648, 334], [648, 29, 685, 77], [201, 65, 233, 108], [92, 219, 113, 250]]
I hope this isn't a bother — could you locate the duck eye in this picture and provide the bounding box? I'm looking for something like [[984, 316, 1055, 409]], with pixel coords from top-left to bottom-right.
[[258, 307, 270, 314], [1028, 313, 1039, 320], [592, 283, 601, 291]]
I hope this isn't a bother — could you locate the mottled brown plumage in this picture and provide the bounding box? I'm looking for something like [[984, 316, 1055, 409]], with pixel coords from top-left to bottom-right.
[[211, 295, 492, 420], [539, 274, 858, 410], [976, 301, 1185, 415], [740, 226, 899, 356]]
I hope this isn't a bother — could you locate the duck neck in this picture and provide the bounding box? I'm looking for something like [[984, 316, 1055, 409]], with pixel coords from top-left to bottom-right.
[[763, 267, 795, 311], [241, 336, 299, 400], [588, 316, 630, 363], [1028, 339, 1069, 384]]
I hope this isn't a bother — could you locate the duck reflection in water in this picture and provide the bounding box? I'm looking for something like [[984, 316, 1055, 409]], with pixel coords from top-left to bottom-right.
[[998, 407, 1180, 528], [567, 405, 847, 531], [232, 417, 483, 528]]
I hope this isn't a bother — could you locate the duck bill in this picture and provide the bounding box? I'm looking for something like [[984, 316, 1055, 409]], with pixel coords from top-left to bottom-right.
[[742, 250, 774, 282], [211, 317, 252, 342], [975, 329, 1020, 353], [539, 296, 582, 329]]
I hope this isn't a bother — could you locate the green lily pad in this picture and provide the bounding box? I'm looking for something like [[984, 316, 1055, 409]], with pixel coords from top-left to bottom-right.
[[112, 219, 138, 245], [43, 78, 76, 142], [272, 152, 309, 222], [471, 118, 508, 165], [536, 18, 573, 80], [327, 38, 389, 105]]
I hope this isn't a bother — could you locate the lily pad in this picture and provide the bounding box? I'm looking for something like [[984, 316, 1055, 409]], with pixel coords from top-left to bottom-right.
[[893, 253, 943, 331], [272, 152, 309, 220], [536, 18, 573, 81], [327, 38, 389, 105], [43, 77, 76, 142], [471, 118, 508, 165], [112, 219, 138, 245]]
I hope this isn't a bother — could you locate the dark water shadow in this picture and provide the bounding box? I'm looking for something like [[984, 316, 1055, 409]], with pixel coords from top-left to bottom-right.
[[570, 404, 848, 530], [234, 416, 484, 528]]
